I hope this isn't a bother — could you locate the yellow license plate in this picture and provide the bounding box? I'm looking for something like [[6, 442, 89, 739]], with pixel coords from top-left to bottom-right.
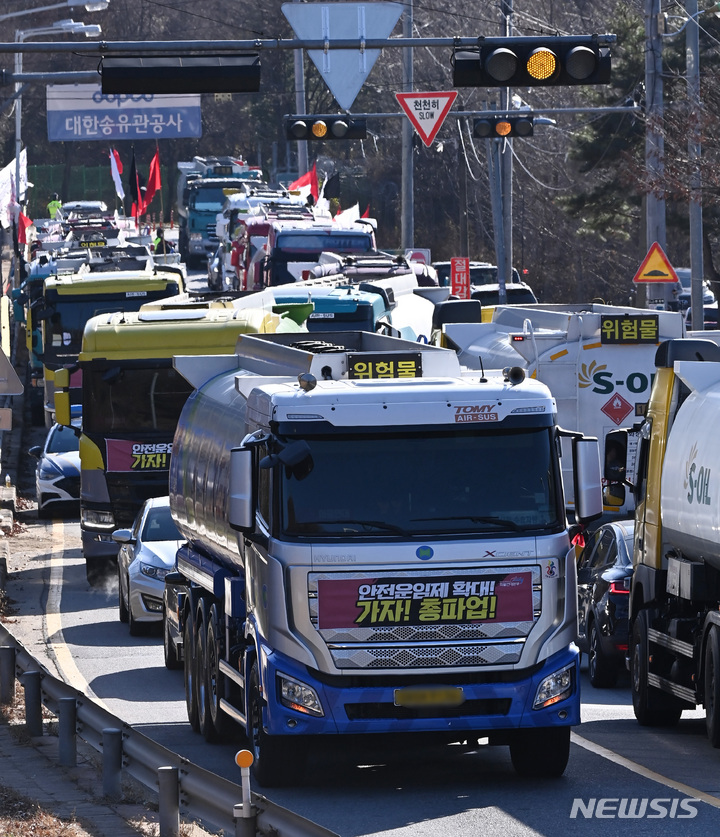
[[394, 686, 465, 708]]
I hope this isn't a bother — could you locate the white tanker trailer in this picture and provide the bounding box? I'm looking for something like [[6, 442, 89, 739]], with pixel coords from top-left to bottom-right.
[[610, 338, 720, 744]]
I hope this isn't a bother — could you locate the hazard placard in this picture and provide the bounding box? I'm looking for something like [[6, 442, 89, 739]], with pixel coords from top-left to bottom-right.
[[396, 91, 458, 147], [633, 242, 679, 284]]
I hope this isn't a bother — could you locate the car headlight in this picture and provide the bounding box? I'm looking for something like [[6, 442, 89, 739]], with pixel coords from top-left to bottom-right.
[[81, 509, 116, 529], [139, 563, 171, 581], [278, 674, 323, 716], [38, 461, 62, 479], [533, 664, 574, 709]]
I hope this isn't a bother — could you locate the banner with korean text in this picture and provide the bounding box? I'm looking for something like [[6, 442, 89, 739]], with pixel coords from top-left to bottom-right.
[[46, 84, 202, 142]]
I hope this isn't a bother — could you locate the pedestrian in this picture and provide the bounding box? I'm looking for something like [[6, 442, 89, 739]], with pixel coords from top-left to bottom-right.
[[153, 226, 165, 254], [47, 193, 62, 220]]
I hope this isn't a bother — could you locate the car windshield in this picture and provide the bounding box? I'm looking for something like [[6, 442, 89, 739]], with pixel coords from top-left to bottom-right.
[[46, 424, 79, 454], [142, 506, 181, 542], [279, 427, 562, 538]]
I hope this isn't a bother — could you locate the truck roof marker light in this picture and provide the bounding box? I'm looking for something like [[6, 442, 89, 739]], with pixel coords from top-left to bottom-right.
[[298, 373, 317, 392], [503, 366, 526, 385]]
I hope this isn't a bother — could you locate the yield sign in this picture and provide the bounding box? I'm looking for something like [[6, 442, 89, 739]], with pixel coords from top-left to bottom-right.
[[633, 242, 679, 284], [396, 91, 458, 147], [282, 2, 403, 110]]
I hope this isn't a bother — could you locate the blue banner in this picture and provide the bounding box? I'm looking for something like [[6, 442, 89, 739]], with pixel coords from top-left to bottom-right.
[[46, 84, 202, 141]]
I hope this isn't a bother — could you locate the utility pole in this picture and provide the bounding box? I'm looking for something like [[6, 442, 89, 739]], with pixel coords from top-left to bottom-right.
[[645, 0, 671, 308], [400, 0, 413, 249], [292, 0, 308, 175], [686, 0, 704, 331], [499, 0, 513, 304]]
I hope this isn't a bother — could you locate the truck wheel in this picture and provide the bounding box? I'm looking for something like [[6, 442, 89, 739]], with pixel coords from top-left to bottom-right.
[[184, 613, 200, 732], [249, 663, 303, 787], [509, 727, 570, 778], [118, 564, 129, 624], [205, 606, 231, 742], [588, 619, 617, 688], [631, 610, 682, 727], [705, 626, 720, 748], [195, 620, 212, 739], [163, 608, 181, 670]]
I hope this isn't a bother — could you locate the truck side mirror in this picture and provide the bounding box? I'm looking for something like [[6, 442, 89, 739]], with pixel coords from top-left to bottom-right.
[[53, 368, 71, 427], [604, 429, 628, 484], [572, 436, 603, 524], [229, 447, 254, 531]]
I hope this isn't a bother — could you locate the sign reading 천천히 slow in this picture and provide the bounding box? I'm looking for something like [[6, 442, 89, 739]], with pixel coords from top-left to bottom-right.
[[46, 84, 202, 142]]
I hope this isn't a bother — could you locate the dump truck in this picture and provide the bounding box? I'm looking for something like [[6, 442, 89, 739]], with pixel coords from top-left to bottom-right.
[[164, 331, 602, 786]]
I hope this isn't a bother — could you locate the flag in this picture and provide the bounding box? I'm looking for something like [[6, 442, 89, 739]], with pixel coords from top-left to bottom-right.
[[17, 212, 33, 245], [322, 172, 340, 200], [361, 204, 370, 218], [109, 148, 124, 200], [288, 163, 319, 202], [128, 148, 146, 222], [143, 147, 161, 210], [334, 203, 360, 225]]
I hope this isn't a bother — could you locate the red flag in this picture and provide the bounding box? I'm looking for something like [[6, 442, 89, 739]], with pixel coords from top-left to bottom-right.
[[17, 212, 33, 245], [288, 163, 319, 201], [143, 148, 162, 211], [128, 148, 145, 225], [361, 204, 370, 218]]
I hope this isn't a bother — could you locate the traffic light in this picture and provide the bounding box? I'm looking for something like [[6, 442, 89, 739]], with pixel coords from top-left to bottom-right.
[[453, 36, 611, 87], [101, 55, 261, 94], [286, 116, 367, 141], [474, 114, 534, 138]]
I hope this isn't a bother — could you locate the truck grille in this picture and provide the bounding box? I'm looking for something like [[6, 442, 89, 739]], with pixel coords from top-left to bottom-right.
[[344, 697, 511, 720], [309, 566, 541, 670]]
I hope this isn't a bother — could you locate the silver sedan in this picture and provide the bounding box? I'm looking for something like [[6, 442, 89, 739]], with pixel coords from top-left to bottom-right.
[[112, 496, 183, 636]]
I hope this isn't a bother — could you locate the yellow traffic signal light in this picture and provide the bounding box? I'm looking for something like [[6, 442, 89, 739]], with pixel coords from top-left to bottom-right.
[[453, 36, 611, 88], [473, 115, 534, 138], [286, 116, 367, 141]]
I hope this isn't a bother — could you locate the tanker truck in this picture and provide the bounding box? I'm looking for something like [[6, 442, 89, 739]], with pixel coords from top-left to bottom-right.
[[164, 331, 603, 785], [610, 338, 720, 743]]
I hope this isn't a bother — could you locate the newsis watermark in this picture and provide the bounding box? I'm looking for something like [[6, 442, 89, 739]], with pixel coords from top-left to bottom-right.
[[570, 798, 700, 819]]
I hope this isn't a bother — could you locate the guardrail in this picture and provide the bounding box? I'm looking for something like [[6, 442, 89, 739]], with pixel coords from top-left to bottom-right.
[[0, 621, 338, 837]]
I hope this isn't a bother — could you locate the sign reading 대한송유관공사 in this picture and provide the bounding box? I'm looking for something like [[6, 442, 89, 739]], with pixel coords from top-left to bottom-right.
[[46, 84, 202, 141]]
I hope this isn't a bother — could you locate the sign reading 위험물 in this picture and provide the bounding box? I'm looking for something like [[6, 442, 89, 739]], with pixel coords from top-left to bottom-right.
[[46, 84, 202, 141]]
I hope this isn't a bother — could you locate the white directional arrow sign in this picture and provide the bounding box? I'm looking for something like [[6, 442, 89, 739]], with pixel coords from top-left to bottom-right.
[[396, 91, 458, 147], [282, 2, 403, 110]]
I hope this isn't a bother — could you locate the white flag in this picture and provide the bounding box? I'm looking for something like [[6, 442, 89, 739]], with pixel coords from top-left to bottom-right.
[[109, 148, 125, 200]]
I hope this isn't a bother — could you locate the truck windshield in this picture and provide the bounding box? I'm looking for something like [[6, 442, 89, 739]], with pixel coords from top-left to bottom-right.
[[192, 187, 233, 209], [275, 233, 372, 254], [83, 367, 194, 434], [279, 427, 562, 538]]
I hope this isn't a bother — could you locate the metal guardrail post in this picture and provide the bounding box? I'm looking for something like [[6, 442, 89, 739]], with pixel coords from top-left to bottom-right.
[[0, 644, 15, 704], [58, 696, 77, 767], [102, 728, 123, 800], [158, 765, 180, 837], [22, 670, 43, 736]]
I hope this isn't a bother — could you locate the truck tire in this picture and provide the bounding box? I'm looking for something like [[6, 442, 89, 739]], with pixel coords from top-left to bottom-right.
[[163, 608, 181, 670], [509, 727, 570, 778], [195, 619, 212, 739], [205, 606, 232, 742], [631, 610, 682, 727], [249, 663, 304, 787], [184, 613, 200, 732], [704, 626, 720, 748], [588, 619, 618, 688]]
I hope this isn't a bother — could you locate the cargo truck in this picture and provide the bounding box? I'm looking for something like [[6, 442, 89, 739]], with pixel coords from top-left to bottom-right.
[[164, 331, 603, 785], [608, 338, 720, 743]]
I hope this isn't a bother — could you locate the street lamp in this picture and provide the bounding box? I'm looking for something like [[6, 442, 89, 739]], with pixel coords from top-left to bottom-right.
[[0, 1, 109, 24], [14, 20, 103, 211]]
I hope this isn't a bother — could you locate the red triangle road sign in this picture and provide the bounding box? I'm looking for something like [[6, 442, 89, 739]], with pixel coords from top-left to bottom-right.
[[395, 91, 458, 147], [633, 241, 679, 284]]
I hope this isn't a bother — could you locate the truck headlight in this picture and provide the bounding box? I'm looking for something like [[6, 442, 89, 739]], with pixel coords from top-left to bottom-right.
[[278, 674, 323, 717], [533, 664, 574, 709], [189, 233, 203, 241], [81, 509, 116, 529]]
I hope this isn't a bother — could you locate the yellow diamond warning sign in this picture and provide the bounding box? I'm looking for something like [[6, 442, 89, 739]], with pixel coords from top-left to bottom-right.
[[633, 242, 679, 284]]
